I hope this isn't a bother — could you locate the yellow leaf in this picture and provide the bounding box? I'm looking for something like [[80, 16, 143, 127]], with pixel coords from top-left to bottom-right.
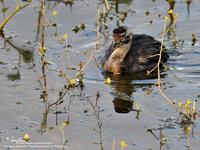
[[164, 16, 169, 21], [186, 99, 192, 105], [178, 102, 183, 108], [168, 9, 173, 14], [120, 140, 128, 150], [63, 121, 70, 127], [174, 13, 178, 18], [62, 33, 68, 40], [15, 4, 20, 11], [23, 134, 30, 142], [135, 102, 140, 111], [39, 46, 46, 56], [69, 78, 77, 86], [105, 77, 111, 84], [52, 10, 58, 16], [184, 125, 192, 135]]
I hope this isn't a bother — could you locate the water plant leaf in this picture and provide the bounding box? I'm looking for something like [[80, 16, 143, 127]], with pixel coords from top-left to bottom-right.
[[39, 46, 46, 56], [164, 15, 169, 21], [135, 102, 140, 112], [62, 121, 70, 127], [186, 99, 192, 105], [191, 33, 197, 46], [178, 102, 183, 108], [80, 23, 85, 30], [168, 9, 173, 14], [69, 78, 77, 86], [52, 10, 58, 17], [120, 140, 128, 150], [62, 33, 68, 42], [72, 23, 86, 33], [105, 77, 111, 84], [2, 7, 9, 13], [72, 26, 79, 33], [7, 72, 20, 81], [23, 134, 30, 142]]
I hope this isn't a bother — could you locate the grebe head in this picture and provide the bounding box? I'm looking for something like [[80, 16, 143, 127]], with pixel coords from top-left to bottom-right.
[[112, 26, 128, 43]]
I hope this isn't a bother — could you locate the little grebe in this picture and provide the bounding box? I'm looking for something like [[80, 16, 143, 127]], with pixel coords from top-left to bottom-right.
[[103, 26, 168, 75]]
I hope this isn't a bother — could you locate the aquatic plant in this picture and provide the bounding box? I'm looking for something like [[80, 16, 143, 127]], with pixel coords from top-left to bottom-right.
[[151, 8, 199, 142], [90, 91, 103, 150], [105, 77, 111, 84], [119, 140, 128, 150], [59, 121, 70, 146], [166, 5, 178, 47], [191, 33, 197, 46], [112, 140, 128, 150], [23, 133, 30, 142], [0, 0, 32, 31], [1, 1, 199, 149], [178, 99, 197, 123], [38, 0, 48, 102], [185, 0, 192, 16]]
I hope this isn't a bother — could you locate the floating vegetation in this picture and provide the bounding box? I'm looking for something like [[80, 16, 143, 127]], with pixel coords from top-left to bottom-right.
[[23, 134, 30, 142], [105, 77, 111, 84], [191, 33, 197, 46], [119, 140, 128, 150], [178, 99, 197, 123], [72, 23, 86, 33]]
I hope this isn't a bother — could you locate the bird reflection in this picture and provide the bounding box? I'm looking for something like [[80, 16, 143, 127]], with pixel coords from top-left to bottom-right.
[[105, 72, 160, 114], [111, 76, 134, 113]]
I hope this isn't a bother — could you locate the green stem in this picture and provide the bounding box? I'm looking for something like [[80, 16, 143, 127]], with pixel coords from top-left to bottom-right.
[[0, 0, 32, 31]]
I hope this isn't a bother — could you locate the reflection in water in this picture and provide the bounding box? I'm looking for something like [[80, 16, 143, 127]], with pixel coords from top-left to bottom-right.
[[110, 0, 133, 5], [0, 29, 6, 47], [40, 88, 82, 131], [106, 72, 159, 115], [166, 0, 177, 48], [36, 0, 73, 41], [110, 0, 133, 26], [181, 123, 194, 150], [113, 98, 133, 113], [186, 0, 192, 16], [111, 75, 134, 113], [47, 0, 73, 7], [98, 0, 133, 33], [40, 103, 49, 131], [0, 31, 34, 64], [0, 0, 6, 19], [0, 30, 34, 81], [7, 70, 20, 81], [20, 49, 34, 63], [6, 43, 22, 81], [35, 1, 42, 42]]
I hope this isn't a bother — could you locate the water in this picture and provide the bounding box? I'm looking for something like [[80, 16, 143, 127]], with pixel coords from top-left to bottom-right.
[[0, 0, 200, 150]]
